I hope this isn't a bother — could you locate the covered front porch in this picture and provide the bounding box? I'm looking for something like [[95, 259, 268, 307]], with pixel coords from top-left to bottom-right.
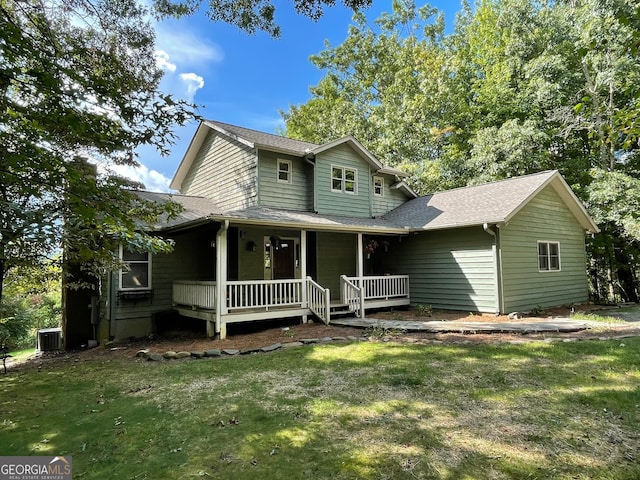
[[172, 223, 410, 339]]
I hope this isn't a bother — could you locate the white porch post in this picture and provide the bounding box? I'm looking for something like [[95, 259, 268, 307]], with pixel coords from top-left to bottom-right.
[[357, 232, 364, 278], [214, 221, 229, 339], [357, 232, 365, 319], [300, 230, 308, 323]]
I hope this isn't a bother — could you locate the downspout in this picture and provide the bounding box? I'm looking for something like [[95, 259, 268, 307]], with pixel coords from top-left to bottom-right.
[[483, 223, 502, 315]]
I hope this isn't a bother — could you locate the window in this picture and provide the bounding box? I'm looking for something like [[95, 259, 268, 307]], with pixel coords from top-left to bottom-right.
[[277, 159, 292, 184], [120, 247, 152, 289], [331, 166, 358, 194], [538, 241, 560, 272], [373, 176, 384, 196]]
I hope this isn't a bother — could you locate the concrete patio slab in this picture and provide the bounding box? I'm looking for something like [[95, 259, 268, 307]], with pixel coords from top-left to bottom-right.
[[330, 317, 616, 334]]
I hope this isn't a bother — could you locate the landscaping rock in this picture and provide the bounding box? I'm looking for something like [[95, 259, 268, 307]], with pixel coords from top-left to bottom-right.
[[222, 349, 239, 356], [332, 336, 347, 341], [320, 337, 333, 342], [191, 351, 205, 359], [281, 341, 303, 349], [347, 336, 359, 342], [260, 343, 282, 352], [136, 349, 150, 358], [163, 351, 177, 359], [175, 351, 191, 359], [300, 338, 319, 344], [205, 349, 221, 357], [240, 347, 260, 355], [147, 353, 163, 362]]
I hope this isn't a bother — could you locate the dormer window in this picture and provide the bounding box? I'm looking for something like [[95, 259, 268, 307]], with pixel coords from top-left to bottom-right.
[[332, 165, 358, 194], [373, 176, 384, 196], [277, 159, 292, 184]]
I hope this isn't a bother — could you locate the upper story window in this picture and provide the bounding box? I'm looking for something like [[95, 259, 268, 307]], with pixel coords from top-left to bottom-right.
[[373, 176, 384, 196], [538, 241, 560, 272], [332, 165, 358, 194], [120, 246, 152, 290], [277, 159, 292, 184]]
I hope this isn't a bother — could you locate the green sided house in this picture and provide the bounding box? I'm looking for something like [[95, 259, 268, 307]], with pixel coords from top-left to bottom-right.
[[85, 120, 598, 344]]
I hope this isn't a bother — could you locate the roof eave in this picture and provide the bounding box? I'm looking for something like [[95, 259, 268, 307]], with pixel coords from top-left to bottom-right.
[[310, 136, 384, 170], [169, 121, 210, 191], [207, 213, 410, 235]]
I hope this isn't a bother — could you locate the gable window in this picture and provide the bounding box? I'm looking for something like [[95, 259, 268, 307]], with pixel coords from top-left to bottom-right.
[[120, 247, 152, 289], [277, 159, 292, 184], [332, 166, 358, 194], [373, 176, 384, 196], [538, 241, 560, 272]]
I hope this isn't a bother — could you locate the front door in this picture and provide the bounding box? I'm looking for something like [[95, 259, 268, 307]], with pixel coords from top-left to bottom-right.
[[273, 240, 295, 279]]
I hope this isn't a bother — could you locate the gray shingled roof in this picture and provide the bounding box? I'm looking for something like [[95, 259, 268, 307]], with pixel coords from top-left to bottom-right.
[[135, 191, 223, 230], [218, 206, 406, 232], [386, 170, 559, 230], [142, 170, 596, 233], [205, 120, 318, 155]]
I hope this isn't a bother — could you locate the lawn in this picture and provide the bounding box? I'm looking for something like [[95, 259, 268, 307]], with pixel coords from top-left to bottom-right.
[[1, 338, 639, 479]]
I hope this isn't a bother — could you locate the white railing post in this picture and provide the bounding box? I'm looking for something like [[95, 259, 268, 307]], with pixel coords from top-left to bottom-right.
[[325, 288, 331, 325]]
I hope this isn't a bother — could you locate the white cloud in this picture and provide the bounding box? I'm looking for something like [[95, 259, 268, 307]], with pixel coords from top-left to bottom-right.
[[110, 163, 173, 193], [155, 50, 176, 72], [155, 27, 224, 66], [180, 73, 205, 100]]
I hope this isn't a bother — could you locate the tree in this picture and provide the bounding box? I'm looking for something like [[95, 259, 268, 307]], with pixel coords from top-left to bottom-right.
[[1, 0, 194, 309], [284, 0, 456, 193], [155, 0, 373, 37], [283, 0, 640, 301]]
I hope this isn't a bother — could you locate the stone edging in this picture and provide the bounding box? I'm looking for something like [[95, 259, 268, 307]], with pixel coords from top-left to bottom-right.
[[136, 333, 640, 361]]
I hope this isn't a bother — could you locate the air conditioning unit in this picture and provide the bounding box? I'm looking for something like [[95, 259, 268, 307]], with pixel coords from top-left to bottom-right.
[[37, 327, 62, 352]]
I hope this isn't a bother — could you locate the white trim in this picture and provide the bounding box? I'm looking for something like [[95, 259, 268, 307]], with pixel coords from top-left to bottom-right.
[[277, 158, 292, 184], [119, 245, 152, 290], [537, 240, 561, 272], [373, 176, 384, 197], [331, 164, 358, 195]]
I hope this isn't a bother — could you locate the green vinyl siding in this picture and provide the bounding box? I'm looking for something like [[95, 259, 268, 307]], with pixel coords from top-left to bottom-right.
[[500, 186, 588, 312], [372, 175, 411, 216], [181, 130, 257, 210], [315, 144, 372, 217], [108, 225, 216, 340], [386, 228, 498, 312], [257, 151, 313, 210], [316, 232, 357, 294]]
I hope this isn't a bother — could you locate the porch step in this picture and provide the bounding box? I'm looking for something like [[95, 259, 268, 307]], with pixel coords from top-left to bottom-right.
[[330, 303, 353, 318]]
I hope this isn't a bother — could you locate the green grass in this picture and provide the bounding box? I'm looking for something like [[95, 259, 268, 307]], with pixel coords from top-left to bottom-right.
[[2, 338, 640, 479], [571, 312, 628, 324], [7, 347, 36, 362]]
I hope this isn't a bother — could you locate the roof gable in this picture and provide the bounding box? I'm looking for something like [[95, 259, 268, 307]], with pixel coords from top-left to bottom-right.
[[170, 120, 410, 192], [386, 170, 599, 232]]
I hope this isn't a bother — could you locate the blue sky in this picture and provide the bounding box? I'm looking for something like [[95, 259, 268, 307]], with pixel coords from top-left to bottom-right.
[[128, 1, 464, 191]]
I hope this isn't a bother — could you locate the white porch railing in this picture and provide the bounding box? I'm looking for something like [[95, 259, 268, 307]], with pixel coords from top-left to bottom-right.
[[307, 276, 330, 324], [173, 280, 217, 310], [227, 279, 304, 310], [346, 275, 410, 300], [341, 275, 365, 318]]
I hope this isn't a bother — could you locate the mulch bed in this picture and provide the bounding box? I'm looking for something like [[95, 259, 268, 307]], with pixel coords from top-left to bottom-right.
[[7, 305, 640, 371]]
